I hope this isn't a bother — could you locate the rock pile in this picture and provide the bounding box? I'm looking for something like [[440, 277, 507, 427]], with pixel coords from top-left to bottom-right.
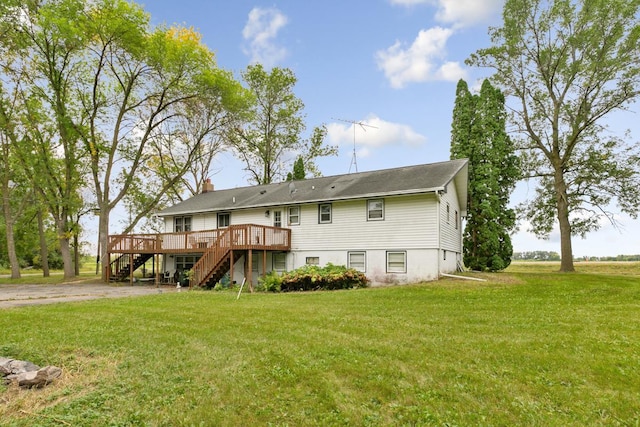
[[1, 357, 62, 388]]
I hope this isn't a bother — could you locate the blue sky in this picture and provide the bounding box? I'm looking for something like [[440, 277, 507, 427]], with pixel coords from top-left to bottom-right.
[[136, 0, 639, 258]]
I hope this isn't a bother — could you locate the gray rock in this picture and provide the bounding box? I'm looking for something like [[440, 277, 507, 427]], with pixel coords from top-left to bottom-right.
[[7, 359, 40, 375], [0, 357, 13, 375], [15, 366, 62, 389]]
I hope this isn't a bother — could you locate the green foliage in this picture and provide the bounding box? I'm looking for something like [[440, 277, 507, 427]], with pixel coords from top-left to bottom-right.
[[450, 79, 519, 271], [286, 156, 306, 181], [257, 270, 282, 292], [278, 263, 369, 292], [468, 0, 640, 271], [230, 64, 336, 184]]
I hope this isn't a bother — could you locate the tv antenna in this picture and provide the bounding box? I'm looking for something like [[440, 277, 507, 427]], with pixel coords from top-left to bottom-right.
[[332, 118, 378, 173]]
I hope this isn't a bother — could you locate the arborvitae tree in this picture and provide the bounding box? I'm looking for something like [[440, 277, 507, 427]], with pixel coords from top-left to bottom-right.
[[450, 79, 519, 271], [287, 156, 305, 181]]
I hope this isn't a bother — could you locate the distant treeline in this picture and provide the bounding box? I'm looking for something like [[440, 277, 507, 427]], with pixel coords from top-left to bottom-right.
[[513, 252, 640, 262]]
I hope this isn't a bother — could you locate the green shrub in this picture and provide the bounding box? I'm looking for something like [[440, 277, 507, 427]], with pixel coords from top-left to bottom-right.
[[279, 263, 369, 292], [257, 270, 282, 292]]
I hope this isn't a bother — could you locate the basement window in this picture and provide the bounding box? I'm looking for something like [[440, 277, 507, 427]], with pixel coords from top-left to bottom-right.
[[305, 257, 319, 265], [386, 251, 406, 274], [273, 252, 287, 271], [348, 251, 366, 272]]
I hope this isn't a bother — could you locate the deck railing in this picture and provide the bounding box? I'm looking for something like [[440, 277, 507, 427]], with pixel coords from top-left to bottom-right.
[[108, 224, 291, 254]]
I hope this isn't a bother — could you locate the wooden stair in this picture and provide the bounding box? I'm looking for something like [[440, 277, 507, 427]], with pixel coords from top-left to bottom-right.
[[110, 253, 154, 281], [191, 228, 233, 288]]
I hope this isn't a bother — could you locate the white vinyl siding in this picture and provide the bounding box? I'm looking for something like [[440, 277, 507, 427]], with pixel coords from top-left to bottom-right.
[[291, 194, 439, 251], [439, 184, 463, 253]]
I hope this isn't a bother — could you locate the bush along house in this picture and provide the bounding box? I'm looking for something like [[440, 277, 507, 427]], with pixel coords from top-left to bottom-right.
[[106, 159, 468, 288]]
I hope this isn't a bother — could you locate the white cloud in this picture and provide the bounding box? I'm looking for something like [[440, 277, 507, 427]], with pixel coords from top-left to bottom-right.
[[375, 26, 467, 88], [435, 0, 503, 28], [327, 115, 427, 148], [242, 7, 288, 67], [388, 0, 503, 28]]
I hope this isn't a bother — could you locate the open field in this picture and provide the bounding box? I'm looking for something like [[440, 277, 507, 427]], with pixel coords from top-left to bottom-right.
[[1, 263, 639, 426]]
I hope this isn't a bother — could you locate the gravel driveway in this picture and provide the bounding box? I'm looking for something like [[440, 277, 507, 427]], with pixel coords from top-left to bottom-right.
[[0, 282, 179, 309]]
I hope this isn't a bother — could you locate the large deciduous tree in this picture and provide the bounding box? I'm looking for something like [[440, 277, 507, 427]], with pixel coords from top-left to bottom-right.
[[230, 64, 336, 185], [450, 79, 519, 271], [468, 0, 640, 272], [2, 0, 248, 279]]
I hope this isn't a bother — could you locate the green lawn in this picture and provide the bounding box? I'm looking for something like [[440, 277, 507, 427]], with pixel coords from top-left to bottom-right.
[[1, 263, 639, 426]]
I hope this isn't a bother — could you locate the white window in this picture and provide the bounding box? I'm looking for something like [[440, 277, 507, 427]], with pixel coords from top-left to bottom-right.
[[273, 252, 287, 271], [174, 216, 192, 232], [367, 199, 384, 221], [319, 203, 332, 223], [273, 210, 282, 228], [348, 251, 366, 272], [305, 256, 319, 265], [288, 206, 300, 225], [175, 255, 198, 271], [217, 212, 230, 228], [386, 251, 406, 273]]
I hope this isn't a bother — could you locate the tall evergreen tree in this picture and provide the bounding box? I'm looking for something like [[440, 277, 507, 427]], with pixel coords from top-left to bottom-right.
[[287, 156, 305, 181], [451, 79, 519, 271]]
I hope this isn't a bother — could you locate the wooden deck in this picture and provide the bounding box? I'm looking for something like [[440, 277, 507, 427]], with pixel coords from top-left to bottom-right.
[[108, 224, 291, 255]]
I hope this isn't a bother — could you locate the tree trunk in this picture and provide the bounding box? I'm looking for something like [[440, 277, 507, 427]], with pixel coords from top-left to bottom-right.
[[74, 232, 80, 276], [554, 169, 575, 272], [56, 218, 75, 279], [37, 209, 50, 277], [1, 187, 20, 279], [99, 207, 110, 281], [3, 215, 21, 279]]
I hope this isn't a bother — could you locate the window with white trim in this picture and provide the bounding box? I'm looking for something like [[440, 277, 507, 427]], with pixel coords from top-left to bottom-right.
[[367, 199, 384, 221], [288, 206, 300, 225], [174, 216, 192, 232], [175, 255, 198, 271], [273, 252, 286, 271], [305, 257, 319, 265], [217, 212, 230, 228], [319, 203, 332, 223], [273, 210, 282, 228], [348, 251, 366, 272], [386, 251, 406, 273]]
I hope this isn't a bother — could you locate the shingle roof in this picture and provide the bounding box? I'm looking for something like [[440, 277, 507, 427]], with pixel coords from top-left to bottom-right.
[[158, 158, 468, 217]]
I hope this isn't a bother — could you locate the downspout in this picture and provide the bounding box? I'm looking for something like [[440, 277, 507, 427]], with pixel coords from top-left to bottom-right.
[[436, 190, 441, 279]]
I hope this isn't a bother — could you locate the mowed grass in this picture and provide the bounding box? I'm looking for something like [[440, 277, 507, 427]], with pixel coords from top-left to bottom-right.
[[1, 263, 639, 426]]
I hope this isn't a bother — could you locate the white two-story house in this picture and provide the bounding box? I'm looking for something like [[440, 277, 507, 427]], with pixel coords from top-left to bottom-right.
[[106, 159, 468, 287]]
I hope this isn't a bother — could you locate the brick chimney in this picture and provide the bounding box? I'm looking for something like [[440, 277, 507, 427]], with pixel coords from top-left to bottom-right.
[[202, 179, 214, 193]]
